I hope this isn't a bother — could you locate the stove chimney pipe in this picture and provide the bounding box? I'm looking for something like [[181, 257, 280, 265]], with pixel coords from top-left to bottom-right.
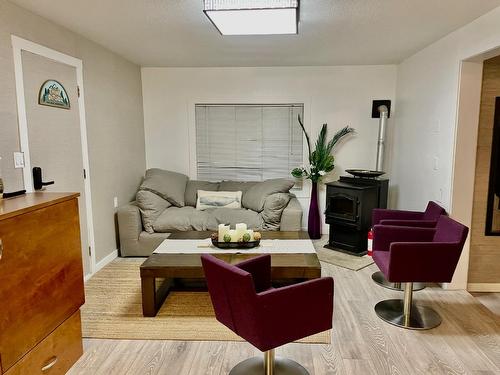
[[371, 100, 391, 172], [376, 105, 388, 172]]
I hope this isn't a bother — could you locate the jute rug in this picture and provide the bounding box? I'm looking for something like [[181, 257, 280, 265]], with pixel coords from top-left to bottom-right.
[[81, 258, 330, 344], [312, 237, 374, 271]]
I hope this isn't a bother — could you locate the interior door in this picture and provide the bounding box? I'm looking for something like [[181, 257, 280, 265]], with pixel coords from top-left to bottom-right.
[[21, 50, 91, 276]]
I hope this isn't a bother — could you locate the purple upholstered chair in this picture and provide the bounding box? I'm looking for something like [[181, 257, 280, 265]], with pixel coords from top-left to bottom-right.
[[201, 254, 334, 375], [371, 201, 447, 291], [372, 215, 468, 330]]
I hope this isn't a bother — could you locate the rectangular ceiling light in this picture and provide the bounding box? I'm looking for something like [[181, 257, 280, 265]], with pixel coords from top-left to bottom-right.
[[204, 0, 299, 35]]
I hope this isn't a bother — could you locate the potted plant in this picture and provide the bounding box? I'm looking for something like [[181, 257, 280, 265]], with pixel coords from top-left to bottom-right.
[[292, 116, 354, 239]]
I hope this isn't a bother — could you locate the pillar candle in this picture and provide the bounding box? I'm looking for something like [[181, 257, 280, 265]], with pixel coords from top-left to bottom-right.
[[218, 224, 230, 240], [235, 223, 247, 240], [229, 229, 239, 242]]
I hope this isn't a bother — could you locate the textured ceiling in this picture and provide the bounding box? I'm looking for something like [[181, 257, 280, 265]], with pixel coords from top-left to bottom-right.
[[9, 0, 500, 66]]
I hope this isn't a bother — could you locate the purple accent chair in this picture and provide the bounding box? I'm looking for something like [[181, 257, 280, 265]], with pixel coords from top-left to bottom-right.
[[372, 215, 469, 330], [371, 201, 447, 291], [201, 254, 334, 375], [372, 201, 446, 228]]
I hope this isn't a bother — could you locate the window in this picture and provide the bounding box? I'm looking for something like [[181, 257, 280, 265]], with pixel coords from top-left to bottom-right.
[[195, 104, 304, 182]]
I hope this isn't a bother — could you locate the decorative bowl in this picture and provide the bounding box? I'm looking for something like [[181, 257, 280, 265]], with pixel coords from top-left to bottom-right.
[[345, 169, 385, 178], [211, 237, 261, 249]]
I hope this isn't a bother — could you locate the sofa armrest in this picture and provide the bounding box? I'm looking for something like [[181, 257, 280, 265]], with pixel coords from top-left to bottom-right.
[[373, 224, 436, 252], [280, 196, 302, 231], [117, 201, 143, 256], [236, 254, 271, 292], [372, 208, 423, 225], [255, 277, 334, 350], [379, 219, 437, 228], [388, 242, 463, 282]]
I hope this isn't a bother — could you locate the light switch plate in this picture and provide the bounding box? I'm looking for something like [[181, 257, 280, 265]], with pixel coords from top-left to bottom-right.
[[13, 152, 25, 168], [433, 156, 439, 170], [431, 117, 441, 134]]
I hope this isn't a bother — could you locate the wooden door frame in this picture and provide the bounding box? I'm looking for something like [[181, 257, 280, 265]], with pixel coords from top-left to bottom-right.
[[11, 35, 96, 278]]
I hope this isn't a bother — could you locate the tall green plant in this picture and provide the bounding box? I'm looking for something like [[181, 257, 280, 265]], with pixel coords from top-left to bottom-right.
[[292, 115, 354, 183]]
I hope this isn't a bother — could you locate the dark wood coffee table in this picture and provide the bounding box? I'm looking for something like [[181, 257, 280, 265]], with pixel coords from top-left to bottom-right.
[[140, 231, 321, 317]]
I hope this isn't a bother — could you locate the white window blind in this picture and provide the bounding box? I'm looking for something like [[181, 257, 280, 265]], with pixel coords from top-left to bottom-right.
[[195, 104, 304, 182]]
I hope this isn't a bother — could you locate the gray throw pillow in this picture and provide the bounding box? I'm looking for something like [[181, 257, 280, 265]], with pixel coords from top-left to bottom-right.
[[185, 180, 219, 207], [136, 190, 171, 233], [139, 168, 188, 207], [242, 178, 295, 212], [153, 206, 218, 232], [219, 180, 257, 194], [212, 207, 263, 230], [260, 193, 292, 230]]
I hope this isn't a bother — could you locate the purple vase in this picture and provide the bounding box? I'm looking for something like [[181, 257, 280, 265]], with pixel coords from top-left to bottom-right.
[[308, 181, 321, 239]]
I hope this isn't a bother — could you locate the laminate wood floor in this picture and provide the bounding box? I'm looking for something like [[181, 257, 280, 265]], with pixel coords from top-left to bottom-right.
[[68, 259, 500, 375], [472, 292, 500, 316]]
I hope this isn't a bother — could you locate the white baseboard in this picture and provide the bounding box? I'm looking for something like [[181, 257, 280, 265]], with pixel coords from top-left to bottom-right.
[[95, 249, 118, 273], [467, 283, 500, 292]]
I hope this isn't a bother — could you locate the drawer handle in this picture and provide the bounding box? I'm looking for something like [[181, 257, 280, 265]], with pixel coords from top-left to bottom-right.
[[41, 356, 58, 372], [0, 238, 3, 261]]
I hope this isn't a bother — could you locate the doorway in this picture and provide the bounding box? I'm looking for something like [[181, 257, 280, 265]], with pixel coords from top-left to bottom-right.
[[12, 36, 95, 278]]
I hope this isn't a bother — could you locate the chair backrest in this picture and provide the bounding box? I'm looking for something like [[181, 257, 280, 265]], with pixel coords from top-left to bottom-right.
[[201, 254, 259, 335], [433, 215, 468, 245], [423, 201, 447, 220]]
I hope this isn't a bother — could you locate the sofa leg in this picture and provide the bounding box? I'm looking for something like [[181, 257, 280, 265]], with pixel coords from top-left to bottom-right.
[[265, 349, 275, 375], [374, 282, 442, 330], [371, 271, 426, 291], [403, 282, 413, 326], [229, 348, 309, 375]]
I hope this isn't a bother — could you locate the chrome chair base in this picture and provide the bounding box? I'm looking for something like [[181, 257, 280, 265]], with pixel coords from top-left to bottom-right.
[[372, 271, 426, 291], [229, 356, 309, 375], [375, 299, 442, 330]]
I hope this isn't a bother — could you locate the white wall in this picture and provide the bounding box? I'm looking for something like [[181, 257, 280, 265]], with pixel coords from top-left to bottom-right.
[[142, 66, 397, 231], [392, 6, 500, 211], [391, 6, 500, 288], [0, 0, 146, 264]]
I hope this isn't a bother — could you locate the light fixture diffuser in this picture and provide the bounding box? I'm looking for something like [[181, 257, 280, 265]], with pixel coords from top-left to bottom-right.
[[204, 0, 299, 35]]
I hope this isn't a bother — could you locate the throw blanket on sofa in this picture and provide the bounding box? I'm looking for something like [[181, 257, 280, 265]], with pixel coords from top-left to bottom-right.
[[153, 239, 316, 254]]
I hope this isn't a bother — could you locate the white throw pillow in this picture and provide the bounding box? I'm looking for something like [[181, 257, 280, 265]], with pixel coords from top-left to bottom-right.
[[196, 190, 242, 210]]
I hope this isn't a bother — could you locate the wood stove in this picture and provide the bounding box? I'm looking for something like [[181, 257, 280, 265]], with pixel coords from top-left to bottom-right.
[[325, 176, 388, 256]]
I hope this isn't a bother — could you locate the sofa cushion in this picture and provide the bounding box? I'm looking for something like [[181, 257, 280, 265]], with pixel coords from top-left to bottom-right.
[[153, 206, 218, 232], [242, 178, 295, 212], [261, 193, 292, 230], [136, 190, 171, 233], [197, 190, 242, 210], [219, 181, 257, 194], [185, 180, 219, 207], [211, 208, 263, 230], [139, 168, 188, 207]]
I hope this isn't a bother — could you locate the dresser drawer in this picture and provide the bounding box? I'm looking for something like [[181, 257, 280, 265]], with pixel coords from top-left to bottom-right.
[[5, 311, 83, 375], [0, 198, 84, 371]]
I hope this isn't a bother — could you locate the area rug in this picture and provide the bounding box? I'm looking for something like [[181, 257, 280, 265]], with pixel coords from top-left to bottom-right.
[[81, 258, 330, 344], [312, 237, 374, 271]]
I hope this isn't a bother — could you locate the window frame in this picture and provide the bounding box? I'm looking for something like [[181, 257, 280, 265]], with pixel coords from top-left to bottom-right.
[[188, 100, 311, 197]]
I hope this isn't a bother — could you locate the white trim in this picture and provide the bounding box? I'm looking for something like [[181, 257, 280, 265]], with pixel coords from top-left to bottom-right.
[[94, 249, 118, 273], [85, 249, 118, 282], [467, 283, 500, 292], [187, 98, 312, 198], [447, 61, 483, 289], [11, 35, 97, 278]]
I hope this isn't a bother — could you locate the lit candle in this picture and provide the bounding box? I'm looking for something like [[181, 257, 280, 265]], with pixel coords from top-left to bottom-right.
[[247, 229, 254, 241]]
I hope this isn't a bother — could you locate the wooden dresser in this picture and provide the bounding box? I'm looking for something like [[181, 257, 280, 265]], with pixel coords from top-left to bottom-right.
[[0, 193, 84, 374]]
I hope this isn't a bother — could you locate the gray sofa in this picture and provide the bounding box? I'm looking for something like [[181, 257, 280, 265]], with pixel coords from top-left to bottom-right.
[[118, 169, 303, 256]]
